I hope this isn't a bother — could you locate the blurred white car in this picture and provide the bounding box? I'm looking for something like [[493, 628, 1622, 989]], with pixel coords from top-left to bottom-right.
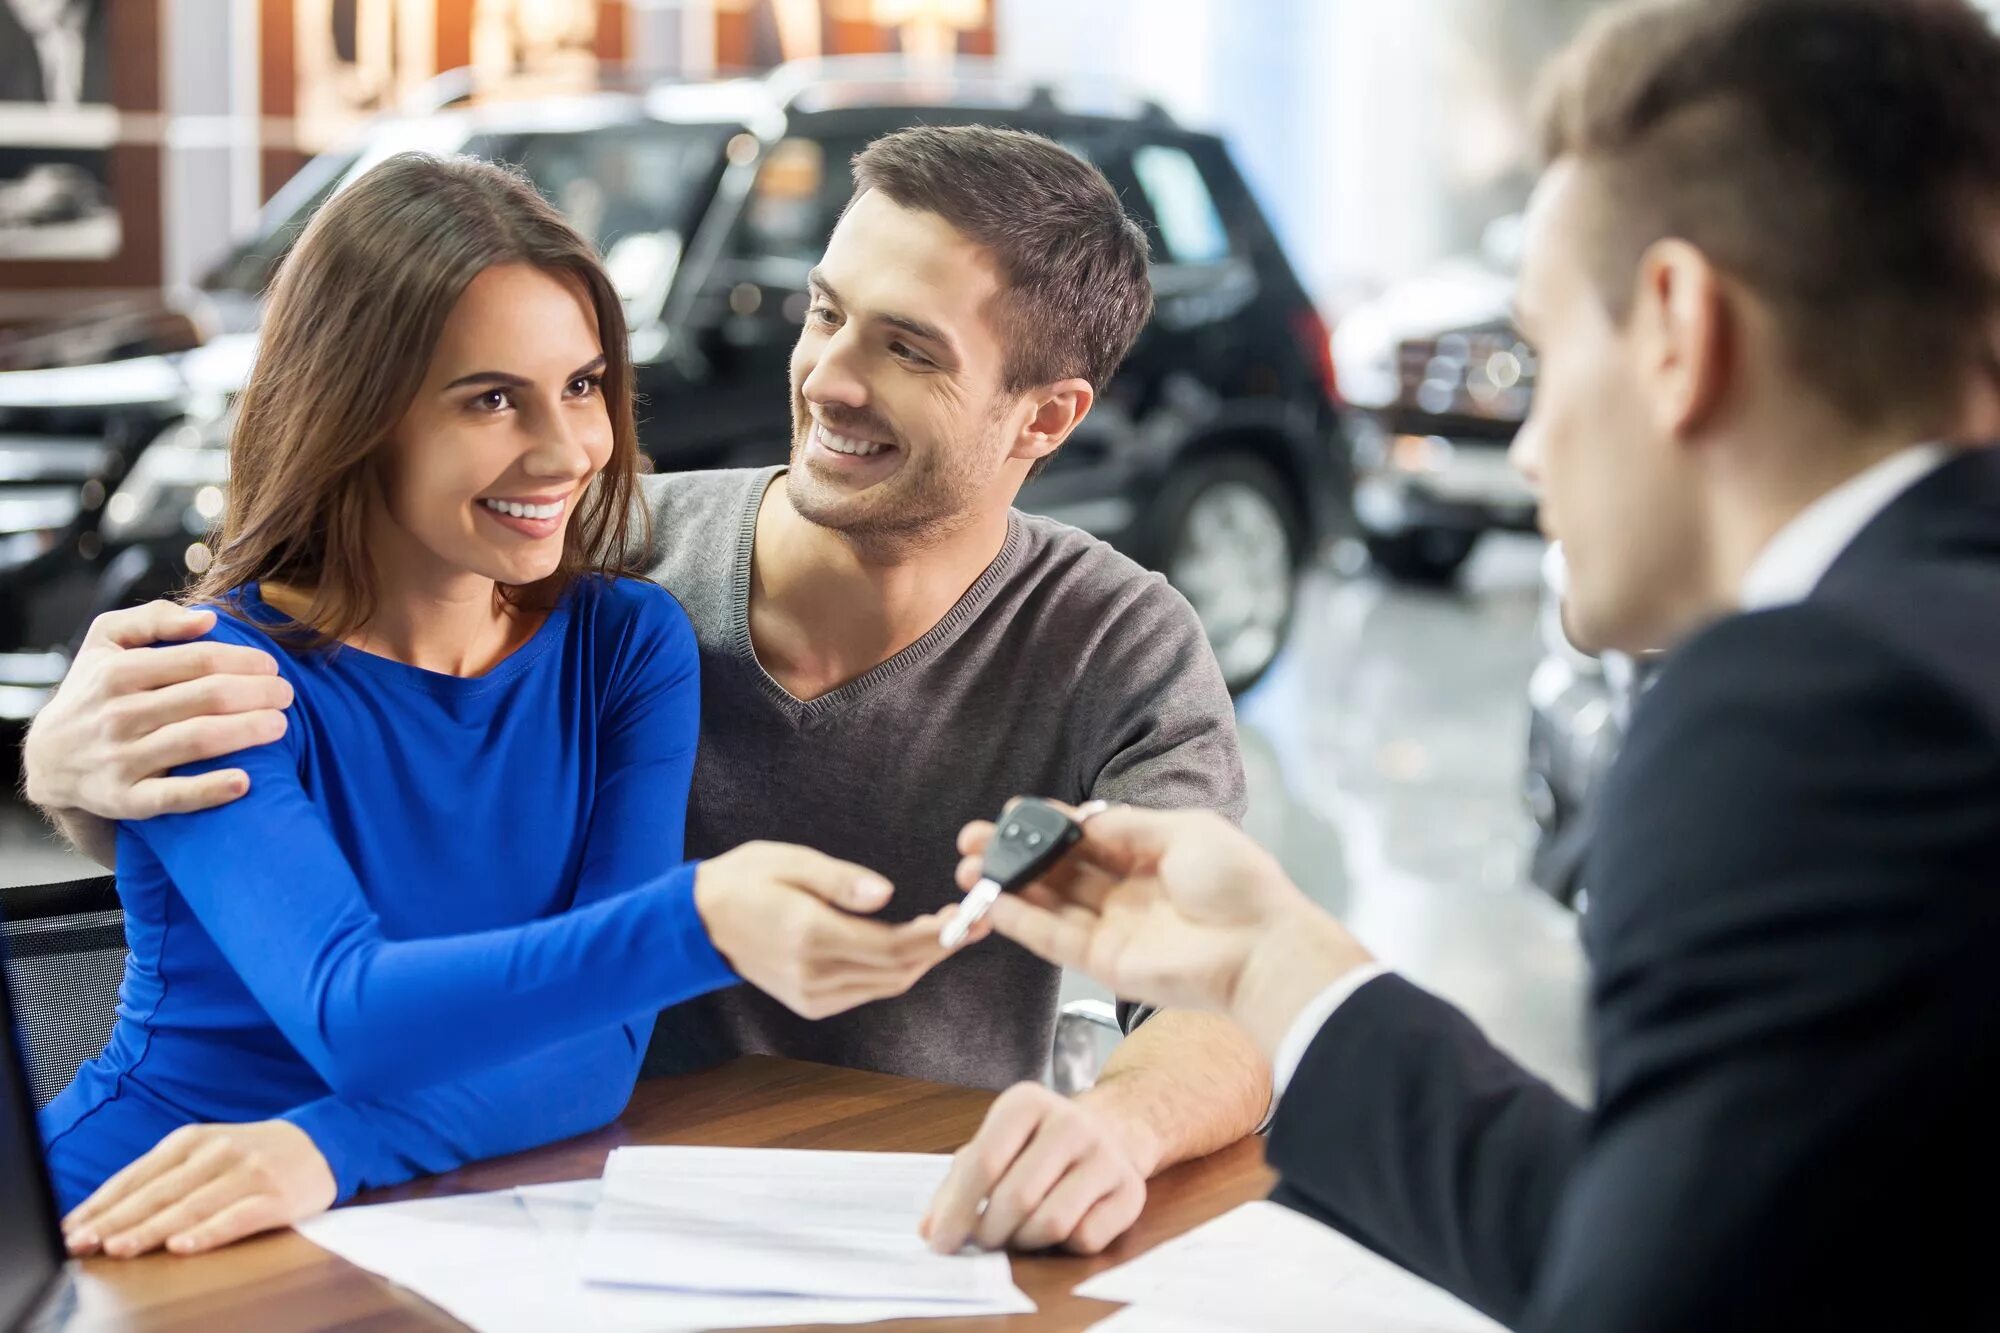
[[1333, 220, 1539, 584]]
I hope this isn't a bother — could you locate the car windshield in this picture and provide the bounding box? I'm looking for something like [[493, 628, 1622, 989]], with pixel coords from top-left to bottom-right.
[[199, 118, 735, 326]]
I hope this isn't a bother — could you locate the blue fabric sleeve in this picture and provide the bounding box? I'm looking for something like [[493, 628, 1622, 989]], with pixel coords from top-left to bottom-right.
[[280, 1027, 645, 1201], [128, 593, 736, 1110], [278, 588, 712, 1199]]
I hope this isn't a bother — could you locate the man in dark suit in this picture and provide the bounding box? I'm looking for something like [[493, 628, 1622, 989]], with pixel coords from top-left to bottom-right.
[[927, 1, 2000, 1327]]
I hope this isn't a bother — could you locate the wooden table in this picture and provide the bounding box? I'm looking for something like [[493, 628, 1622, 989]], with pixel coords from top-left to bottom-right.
[[59, 1056, 1277, 1332]]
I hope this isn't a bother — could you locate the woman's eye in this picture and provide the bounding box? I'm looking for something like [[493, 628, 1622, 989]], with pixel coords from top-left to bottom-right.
[[567, 375, 602, 398], [807, 304, 837, 326], [473, 390, 510, 413]]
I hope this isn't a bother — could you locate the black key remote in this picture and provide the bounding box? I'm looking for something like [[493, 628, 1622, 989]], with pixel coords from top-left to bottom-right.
[[939, 799, 1085, 947]]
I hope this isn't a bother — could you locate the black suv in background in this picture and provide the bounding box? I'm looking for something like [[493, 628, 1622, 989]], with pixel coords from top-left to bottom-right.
[[0, 59, 1347, 725]]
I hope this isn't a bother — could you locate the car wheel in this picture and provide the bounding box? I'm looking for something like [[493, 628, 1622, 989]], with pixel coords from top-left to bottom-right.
[[1363, 528, 1479, 585], [1152, 454, 1301, 695]]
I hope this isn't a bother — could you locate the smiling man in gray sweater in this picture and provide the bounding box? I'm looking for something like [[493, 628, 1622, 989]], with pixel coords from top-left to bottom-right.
[[24, 125, 1271, 1257], [638, 127, 1269, 1256]]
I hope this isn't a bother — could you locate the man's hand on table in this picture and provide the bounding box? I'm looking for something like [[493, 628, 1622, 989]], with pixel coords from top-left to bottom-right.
[[63, 1120, 337, 1259], [24, 600, 290, 822], [921, 1082, 1155, 1256]]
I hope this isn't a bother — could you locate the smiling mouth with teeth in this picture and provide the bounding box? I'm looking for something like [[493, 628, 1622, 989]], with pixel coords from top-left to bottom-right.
[[479, 498, 565, 520], [816, 422, 896, 458]]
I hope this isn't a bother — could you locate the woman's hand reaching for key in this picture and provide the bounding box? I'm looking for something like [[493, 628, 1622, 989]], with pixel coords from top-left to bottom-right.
[[697, 841, 985, 1020]]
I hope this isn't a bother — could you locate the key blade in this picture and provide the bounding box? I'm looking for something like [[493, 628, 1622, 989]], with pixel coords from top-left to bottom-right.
[[941, 877, 1002, 948]]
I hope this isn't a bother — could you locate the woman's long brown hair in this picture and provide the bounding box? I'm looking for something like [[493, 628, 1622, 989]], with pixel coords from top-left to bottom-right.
[[188, 152, 646, 644]]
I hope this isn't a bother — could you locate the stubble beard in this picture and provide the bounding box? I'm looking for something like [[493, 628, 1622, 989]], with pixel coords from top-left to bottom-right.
[[785, 395, 1003, 559]]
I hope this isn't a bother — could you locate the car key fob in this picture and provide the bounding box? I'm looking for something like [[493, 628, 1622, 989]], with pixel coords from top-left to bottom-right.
[[939, 799, 1085, 948]]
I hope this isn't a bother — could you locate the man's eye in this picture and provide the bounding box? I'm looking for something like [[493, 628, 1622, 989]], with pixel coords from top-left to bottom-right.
[[890, 342, 932, 367], [807, 304, 838, 326]]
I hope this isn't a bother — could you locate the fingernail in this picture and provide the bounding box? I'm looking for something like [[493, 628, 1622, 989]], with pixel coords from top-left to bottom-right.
[[168, 1235, 194, 1254], [850, 877, 889, 908]]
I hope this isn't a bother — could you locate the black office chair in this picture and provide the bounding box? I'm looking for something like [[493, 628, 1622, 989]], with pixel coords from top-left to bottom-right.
[[0, 876, 125, 1108]]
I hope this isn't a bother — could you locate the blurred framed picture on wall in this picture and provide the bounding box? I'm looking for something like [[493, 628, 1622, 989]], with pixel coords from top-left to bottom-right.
[[0, 145, 117, 260], [292, 0, 437, 153], [0, 0, 109, 107], [290, 0, 608, 153], [0, 0, 119, 261], [0, 0, 118, 264]]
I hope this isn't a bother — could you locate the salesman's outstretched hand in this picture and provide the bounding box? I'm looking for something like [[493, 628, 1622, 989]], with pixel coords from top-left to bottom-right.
[[954, 804, 1373, 1047]]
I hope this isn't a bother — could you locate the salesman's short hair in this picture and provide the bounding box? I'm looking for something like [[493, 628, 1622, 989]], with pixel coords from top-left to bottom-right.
[[1536, 0, 2000, 435]]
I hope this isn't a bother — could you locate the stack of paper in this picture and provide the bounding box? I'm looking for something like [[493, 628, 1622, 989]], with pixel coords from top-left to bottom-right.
[[584, 1146, 1025, 1306], [295, 1148, 1035, 1331], [1075, 1202, 1503, 1333]]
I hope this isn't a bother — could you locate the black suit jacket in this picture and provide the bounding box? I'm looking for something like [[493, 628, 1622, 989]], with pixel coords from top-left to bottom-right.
[[1268, 446, 2000, 1331]]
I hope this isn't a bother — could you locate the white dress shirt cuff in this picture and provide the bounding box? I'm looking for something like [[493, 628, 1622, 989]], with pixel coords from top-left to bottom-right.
[[1271, 963, 1393, 1101]]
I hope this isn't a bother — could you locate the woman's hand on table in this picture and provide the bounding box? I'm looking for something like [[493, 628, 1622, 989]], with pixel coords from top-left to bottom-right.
[[64, 1120, 338, 1259]]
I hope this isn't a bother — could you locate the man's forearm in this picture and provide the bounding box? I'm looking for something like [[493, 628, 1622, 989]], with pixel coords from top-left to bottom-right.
[[36, 801, 119, 872], [1077, 1009, 1272, 1178], [22, 718, 121, 871]]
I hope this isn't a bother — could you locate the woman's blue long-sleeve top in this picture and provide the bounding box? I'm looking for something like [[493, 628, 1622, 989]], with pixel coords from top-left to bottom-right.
[[38, 576, 737, 1210]]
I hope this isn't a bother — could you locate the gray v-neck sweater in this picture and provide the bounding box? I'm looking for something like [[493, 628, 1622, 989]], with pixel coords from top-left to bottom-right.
[[635, 466, 1245, 1090]]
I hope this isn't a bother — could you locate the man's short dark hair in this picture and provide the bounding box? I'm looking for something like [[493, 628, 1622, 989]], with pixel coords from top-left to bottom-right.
[[1536, 0, 2000, 434], [849, 124, 1154, 401]]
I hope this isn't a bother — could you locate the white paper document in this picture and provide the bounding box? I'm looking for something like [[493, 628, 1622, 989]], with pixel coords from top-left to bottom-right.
[[1076, 1201, 1502, 1333], [583, 1146, 1022, 1305], [296, 1187, 546, 1275], [296, 1173, 1035, 1332]]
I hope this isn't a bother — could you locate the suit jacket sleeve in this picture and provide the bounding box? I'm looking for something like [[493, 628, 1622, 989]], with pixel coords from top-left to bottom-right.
[[1266, 973, 1586, 1325], [1269, 604, 2000, 1331]]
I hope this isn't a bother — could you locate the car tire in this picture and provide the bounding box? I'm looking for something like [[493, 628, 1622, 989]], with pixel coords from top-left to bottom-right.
[[1364, 527, 1479, 585], [1150, 453, 1302, 696]]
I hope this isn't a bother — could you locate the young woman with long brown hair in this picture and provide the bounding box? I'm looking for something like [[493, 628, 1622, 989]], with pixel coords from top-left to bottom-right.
[[33, 152, 917, 1258]]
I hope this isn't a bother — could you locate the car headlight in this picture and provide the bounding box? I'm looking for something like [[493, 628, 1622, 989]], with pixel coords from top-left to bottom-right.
[[101, 421, 228, 544], [1400, 329, 1536, 421]]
